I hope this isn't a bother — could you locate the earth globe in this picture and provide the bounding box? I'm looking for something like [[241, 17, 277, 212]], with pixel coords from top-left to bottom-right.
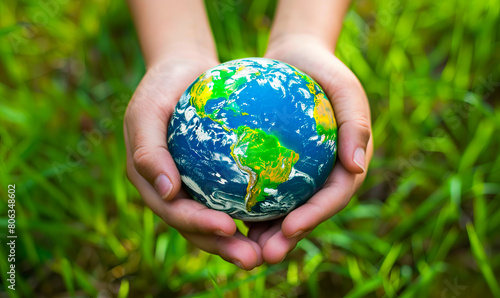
[[167, 58, 337, 221]]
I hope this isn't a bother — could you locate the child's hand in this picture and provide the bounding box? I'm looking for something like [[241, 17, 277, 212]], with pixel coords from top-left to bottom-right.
[[124, 55, 263, 270], [126, 0, 368, 269], [246, 35, 373, 264]]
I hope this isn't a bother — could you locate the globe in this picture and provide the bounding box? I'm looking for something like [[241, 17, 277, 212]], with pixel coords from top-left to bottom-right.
[[167, 58, 337, 221]]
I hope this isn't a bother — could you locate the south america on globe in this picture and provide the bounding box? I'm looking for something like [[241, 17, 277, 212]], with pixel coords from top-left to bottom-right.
[[167, 58, 337, 221]]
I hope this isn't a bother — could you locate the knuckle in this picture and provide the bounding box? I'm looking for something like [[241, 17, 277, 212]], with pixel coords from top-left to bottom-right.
[[325, 65, 359, 93], [356, 120, 372, 142], [341, 113, 372, 142], [350, 109, 371, 127], [132, 146, 152, 173]]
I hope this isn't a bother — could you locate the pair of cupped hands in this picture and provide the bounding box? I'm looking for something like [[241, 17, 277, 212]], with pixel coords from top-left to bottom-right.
[[124, 36, 373, 270]]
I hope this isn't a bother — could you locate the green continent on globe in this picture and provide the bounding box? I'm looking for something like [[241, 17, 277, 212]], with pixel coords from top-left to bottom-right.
[[188, 64, 300, 212], [230, 126, 299, 212], [313, 92, 337, 140], [293, 70, 337, 141], [189, 66, 261, 130]]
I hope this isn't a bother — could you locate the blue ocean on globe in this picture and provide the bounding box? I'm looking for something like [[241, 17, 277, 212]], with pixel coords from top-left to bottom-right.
[[167, 58, 337, 221]]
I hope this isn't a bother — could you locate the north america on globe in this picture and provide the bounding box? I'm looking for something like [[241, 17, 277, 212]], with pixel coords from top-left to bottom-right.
[[167, 58, 337, 221]]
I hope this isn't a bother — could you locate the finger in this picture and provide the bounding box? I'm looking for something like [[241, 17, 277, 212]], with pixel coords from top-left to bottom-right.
[[337, 115, 371, 174], [181, 230, 263, 270], [281, 163, 359, 238], [163, 194, 238, 236], [321, 58, 371, 174], [262, 230, 311, 264], [246, 219, 280, 243], [125, 136, 237, 236], [256, 223, 282, 248], [124, 75, 182, 200], [233, 232, 264, 268]]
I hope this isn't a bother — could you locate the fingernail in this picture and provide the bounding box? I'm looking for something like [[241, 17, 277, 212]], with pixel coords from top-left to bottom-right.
[[154, 174, 172, 200], [353, 147, 366, 172], [215, 229, 232, 237], [232, 260, 244, 270], [287, 230, 303, 238]]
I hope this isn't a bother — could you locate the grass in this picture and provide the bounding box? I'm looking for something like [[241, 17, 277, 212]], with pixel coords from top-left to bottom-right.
[[1, 0, 499, 296]]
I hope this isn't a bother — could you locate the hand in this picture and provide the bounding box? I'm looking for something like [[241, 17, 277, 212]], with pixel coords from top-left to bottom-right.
[[124, 53, 264, 270], [246, 35, 374, 264]]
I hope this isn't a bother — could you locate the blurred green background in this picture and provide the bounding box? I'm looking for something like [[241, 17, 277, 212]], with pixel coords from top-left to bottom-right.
[[1, 0, 499, 297]]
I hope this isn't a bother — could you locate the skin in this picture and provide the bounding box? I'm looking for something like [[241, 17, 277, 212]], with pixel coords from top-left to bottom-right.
[[124, 0, 373, 270]]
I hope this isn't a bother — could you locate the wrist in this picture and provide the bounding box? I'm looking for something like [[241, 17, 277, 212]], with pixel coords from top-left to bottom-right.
[[146, 43, 219, 71], [266, 0, 350, 56], [266, 33, 335, 59]]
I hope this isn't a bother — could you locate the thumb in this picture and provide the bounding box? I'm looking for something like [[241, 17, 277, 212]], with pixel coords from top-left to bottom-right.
[[320, 60, 372, 174], [337, 117, 371, 173], [124, 100, 181, 200]]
